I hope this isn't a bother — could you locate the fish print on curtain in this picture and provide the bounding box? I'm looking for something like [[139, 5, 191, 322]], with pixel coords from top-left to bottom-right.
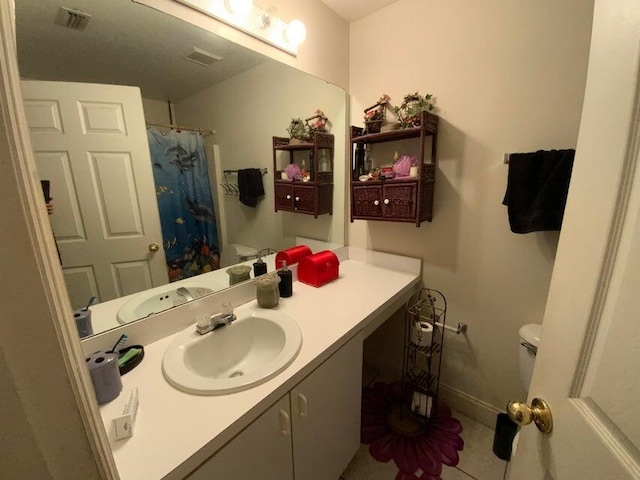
[[147, 128, 220, 282]]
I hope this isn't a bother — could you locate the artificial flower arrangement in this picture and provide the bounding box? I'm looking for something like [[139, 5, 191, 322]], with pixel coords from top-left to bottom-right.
[[305, 109, 330, 133], [394, 92, 435, 129], [363, 94, 391, 133]]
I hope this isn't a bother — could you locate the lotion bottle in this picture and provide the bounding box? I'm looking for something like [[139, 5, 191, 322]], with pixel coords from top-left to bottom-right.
[[277, 261, 293, 298], [253, 253, 267, 277]]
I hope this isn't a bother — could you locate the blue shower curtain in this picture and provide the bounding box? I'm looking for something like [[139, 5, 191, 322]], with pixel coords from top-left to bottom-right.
[[147, 127, 220, 282]]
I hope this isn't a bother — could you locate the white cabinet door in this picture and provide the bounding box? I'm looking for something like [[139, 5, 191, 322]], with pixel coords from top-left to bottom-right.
[[291, 334, 363, 480], [188, 394, 293, 480], [21, 80, 168, 309]]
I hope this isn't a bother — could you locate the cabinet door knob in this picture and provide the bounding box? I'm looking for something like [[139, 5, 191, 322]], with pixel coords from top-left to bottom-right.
[[297, 393, 308, 417], [286, 195, 291, 200], [278, 409, 290, 436], [295, 196, 300, 202], [384, 198, 390, 205], [373, 200, 379, 206]]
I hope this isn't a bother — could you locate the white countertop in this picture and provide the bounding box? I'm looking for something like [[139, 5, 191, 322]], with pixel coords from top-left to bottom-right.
[[99, 253, 420, 480]]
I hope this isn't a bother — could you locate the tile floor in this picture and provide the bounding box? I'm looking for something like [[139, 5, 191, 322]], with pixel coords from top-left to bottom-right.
[[341, 409, 507, 480], [345, 368, 508, 480]]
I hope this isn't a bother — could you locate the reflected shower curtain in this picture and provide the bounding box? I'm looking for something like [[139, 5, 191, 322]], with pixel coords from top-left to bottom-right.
[[147, 128, 220, 281]]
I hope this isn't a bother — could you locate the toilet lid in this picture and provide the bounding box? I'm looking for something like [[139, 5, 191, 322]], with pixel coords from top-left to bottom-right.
[[519, 324, 542, 346], [231, 243, 259, 257]]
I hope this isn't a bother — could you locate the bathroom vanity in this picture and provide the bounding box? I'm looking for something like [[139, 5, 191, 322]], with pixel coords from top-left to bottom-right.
[[94, 247, 420, 480]]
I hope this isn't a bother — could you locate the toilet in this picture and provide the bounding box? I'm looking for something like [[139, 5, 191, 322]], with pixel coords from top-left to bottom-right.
[[220, 243, 259, 268], [518, 323, 542, 392], [510, 323, 543, 459]]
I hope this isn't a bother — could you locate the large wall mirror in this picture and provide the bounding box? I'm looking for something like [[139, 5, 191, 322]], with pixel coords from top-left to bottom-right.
[[15, 0, 346, 337]]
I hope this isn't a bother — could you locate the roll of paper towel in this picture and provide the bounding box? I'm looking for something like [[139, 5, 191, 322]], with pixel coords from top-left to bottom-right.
[[411, 320, 433, 347]]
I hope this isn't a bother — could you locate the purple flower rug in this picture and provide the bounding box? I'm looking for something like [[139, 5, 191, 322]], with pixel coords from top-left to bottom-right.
[[361, 382, 464, 480]]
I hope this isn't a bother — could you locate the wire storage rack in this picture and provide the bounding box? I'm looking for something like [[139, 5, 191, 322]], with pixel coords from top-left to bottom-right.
[[402, 288, 447, 423]]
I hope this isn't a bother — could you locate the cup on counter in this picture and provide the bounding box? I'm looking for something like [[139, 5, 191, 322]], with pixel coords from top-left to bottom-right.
[[73, 308, 94, 338], [86, 350, 122, 405], [226, 265, 252, 286]]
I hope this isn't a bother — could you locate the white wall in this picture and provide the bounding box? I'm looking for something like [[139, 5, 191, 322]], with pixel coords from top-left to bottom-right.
[[350, 0, 594, 420], [136, 0, 350, 90], [174, 60, 346, 252], [142, 97, 171, 124]]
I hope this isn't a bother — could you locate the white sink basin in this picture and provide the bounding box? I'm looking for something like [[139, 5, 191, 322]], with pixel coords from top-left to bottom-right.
[[162, 309, 302, 395], [117, 284, 220, 324]]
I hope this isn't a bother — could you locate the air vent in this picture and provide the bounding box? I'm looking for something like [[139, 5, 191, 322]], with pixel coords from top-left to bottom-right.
[[54, 7, 92, 30], [184, 47, 223, 67]]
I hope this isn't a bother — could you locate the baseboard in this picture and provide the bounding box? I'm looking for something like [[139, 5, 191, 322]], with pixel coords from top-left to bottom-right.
[[363, 350, 502, 429], [438, 383, 502, 429]]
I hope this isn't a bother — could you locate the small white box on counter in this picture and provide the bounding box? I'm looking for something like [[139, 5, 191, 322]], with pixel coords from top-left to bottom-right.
[[113, 387, 139, 440]]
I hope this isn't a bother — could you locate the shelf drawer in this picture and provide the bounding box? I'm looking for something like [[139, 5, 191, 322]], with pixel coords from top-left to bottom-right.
[[293, 185, 315, 213], [352, 185, 383, 218], [275, 183, 294, 210], [382, 183, 417, 219]]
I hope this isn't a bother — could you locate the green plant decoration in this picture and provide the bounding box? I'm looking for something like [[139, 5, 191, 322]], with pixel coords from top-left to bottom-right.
[[394, 92, 435, 129], [286, 117, 310, 140]]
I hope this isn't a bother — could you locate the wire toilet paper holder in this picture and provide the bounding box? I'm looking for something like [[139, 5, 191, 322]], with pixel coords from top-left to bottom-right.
[[402, 288, 466, 423]]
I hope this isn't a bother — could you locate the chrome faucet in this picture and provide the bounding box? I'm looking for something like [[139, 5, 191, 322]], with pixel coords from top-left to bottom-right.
[[196, 305, 236, 335], [176, 287, 194, 302]]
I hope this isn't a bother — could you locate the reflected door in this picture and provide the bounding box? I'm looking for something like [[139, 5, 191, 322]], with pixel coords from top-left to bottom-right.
[[21, 80, 168, 309]]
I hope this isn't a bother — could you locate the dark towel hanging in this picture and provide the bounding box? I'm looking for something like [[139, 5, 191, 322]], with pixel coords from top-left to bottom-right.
[[237, 168, 265, 208], [502, 149, 575, 234]]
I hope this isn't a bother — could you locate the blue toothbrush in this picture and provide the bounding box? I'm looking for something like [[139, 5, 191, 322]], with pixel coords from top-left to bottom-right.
[[110, 334, 128, 353]]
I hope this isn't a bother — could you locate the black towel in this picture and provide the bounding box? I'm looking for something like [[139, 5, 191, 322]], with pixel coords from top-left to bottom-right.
[[502, 149, 575, 234], [237, 168, 265, 208]]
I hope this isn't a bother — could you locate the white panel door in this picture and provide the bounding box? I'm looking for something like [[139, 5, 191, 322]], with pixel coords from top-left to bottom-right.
[[21, 80, 168, 309], [291, 334, 363, 480], [509, 1, 640, 478]]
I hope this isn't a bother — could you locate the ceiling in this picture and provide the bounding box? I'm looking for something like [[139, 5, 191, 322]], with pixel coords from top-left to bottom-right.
[[15, 0, 271, 101], [318, 0, 400, 22]]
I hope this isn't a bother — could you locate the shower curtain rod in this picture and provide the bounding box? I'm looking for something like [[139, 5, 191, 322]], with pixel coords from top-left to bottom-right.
[[146, 121, 216, 136]]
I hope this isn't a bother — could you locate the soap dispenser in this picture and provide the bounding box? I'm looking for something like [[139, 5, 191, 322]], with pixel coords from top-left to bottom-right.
[[253, 253, 267, 277], [277, 261, 293, 298]]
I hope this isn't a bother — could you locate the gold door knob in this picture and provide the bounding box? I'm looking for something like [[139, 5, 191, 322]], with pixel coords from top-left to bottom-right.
[[148, 243, 160, 252], [507, 397, 553, 434]]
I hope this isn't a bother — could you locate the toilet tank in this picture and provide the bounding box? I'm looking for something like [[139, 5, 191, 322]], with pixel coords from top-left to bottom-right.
[[518, 324, 541, 392], [220, 243, 258, 267]]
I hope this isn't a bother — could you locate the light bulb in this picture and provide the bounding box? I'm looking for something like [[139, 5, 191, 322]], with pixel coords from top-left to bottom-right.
[[284, 19, 306, 45], [224, 0, 253, 16]]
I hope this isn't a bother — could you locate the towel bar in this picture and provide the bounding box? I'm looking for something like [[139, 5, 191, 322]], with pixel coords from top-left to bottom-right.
[[223, 167, 268, 175]]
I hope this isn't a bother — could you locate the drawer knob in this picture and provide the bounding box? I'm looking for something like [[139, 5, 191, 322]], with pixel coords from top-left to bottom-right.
[[286, 195, 291, 200], [373, 200, 379, 206], [295, 197, 300, 201], [384, 198, 390, 205]]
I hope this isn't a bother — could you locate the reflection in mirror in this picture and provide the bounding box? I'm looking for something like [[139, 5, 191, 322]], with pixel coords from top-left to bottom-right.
[[15, 0, 346, 337]]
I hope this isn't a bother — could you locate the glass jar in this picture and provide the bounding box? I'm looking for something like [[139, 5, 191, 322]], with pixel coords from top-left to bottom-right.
[[255, 274, 280, 308], [226, 265, 251, 286]]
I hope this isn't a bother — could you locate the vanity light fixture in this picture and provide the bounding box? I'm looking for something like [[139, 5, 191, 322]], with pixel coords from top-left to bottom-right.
[[258, 5, 279, 29], [176, 0, 304, 56]]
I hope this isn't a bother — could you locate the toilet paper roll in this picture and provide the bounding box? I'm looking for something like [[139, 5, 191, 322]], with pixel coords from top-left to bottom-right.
[[411, 320, 433, 347], [73, 308, 93, 338], [86, 350, 122, 405], [411, 391, 434, 418]]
